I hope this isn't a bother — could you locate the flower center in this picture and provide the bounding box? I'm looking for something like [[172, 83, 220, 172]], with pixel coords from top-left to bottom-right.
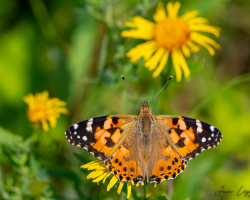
[[153, 18, 190, 51], [28, 102, 48, 123]]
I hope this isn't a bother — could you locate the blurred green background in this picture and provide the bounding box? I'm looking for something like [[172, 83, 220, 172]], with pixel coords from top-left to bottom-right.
[[0, 0, 250, 199]]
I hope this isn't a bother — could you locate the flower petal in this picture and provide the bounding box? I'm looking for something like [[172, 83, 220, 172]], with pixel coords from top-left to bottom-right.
[[167, 1, 181, 18], [153, 2, 167, 22], [102, 172, 111, 183], [189, 24, 221, 37], [187, 17, 209, 25], [176, 49, 190, 78], [93, 171, 109, 182], [181, 44, 191, 57], [48, 117, 57, 128], [41, 120, 49, 132], [117, 182, 125, 194], [187, 40, 200, 52], [121, 16, 155, 40], [127, 182, 131, 199], [181, 10, 199, 21], [81, 161, 105, 170], [126, 41, 157, 63], [107, 176, 119, 191], [124, 21, 137, 28], [152, 51, 169, 78], [191, 32, 221, 56], [81, 160, 103, 169], [172, 50, 182, 82], [87, 169, 106, 179], [144, 48, 165, 71]]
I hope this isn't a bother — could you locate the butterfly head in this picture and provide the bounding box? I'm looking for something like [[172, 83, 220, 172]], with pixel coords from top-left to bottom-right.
[[140, 101, 152, 114]]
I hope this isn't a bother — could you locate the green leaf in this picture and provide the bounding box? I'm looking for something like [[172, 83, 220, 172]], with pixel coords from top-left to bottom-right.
[[30, 154, 49, 181], [0, 126, 23, 150]]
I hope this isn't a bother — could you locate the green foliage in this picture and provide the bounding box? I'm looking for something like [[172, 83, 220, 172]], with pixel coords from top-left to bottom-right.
[[0, 0, 250, 199]]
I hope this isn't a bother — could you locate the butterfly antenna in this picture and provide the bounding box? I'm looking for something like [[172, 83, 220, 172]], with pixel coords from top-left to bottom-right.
[[149, 76, 173, 106], [121, 75, 143, 105]]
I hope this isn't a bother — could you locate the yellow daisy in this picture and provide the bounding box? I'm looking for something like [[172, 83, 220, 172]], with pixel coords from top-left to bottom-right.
[[82, 160, 147, 199], [121, 1, 221, 81], [23, 90, 68, 131]]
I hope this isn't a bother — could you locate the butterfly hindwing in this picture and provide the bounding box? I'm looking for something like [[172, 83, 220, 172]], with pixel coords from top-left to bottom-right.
[[65, 115, 137, 161], [148, 144, 188, 183], [104, 122, 145, 184], [145, 123, 188, 183]]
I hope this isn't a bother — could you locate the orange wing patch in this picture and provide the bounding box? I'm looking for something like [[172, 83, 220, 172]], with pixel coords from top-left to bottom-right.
[[91, 128, 123, 157], [104, 116, 123, 129], [148, 145, 187, 183], [105, 145, 144, 184], [168, 128, 198, 158]]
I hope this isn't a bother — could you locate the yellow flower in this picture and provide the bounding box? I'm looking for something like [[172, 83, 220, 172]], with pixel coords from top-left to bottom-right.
[[23, 90, 68, 131], [121, 1, 221, 81], [81, 160, 146, 199]]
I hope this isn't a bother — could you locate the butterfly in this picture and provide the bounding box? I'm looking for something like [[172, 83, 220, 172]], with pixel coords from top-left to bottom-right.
[[65, 76, 222, 184]]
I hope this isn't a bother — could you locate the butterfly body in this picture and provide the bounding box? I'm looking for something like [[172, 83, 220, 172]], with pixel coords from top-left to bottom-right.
[[66, 102, 222, 184]]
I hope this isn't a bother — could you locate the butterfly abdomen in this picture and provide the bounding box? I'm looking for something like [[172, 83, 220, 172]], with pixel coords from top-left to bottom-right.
[[138, 113, 156, 163]]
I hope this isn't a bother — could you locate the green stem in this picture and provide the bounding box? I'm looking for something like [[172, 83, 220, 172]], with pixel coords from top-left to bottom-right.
[[143, 179, 148, 200]]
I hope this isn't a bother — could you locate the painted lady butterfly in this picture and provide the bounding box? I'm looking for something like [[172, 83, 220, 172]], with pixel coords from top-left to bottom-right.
[[65, 76, 222, 184]]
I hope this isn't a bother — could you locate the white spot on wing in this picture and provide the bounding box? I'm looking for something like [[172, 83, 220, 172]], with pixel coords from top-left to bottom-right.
[[210, 126, 215, 132], [201, 137, 206, 143], [73, 124, 78, 130], [86, 118, 93, 132], [86, 126, 92, 132], [211, 133, 214, 137], [77, 135, 80, 139], [197, 127, 203, 133], [208, 137, 211, 141], [196, 120, 203, 133], [82, 136, 87, 141], [196, 120, 202, 127], [74, 131, 77, 135], [87, 118, 93, 126]]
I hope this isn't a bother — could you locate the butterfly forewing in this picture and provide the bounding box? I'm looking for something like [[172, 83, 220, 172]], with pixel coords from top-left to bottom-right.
[[65, 115, 136, 161], [155, 115, 222, 161]]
